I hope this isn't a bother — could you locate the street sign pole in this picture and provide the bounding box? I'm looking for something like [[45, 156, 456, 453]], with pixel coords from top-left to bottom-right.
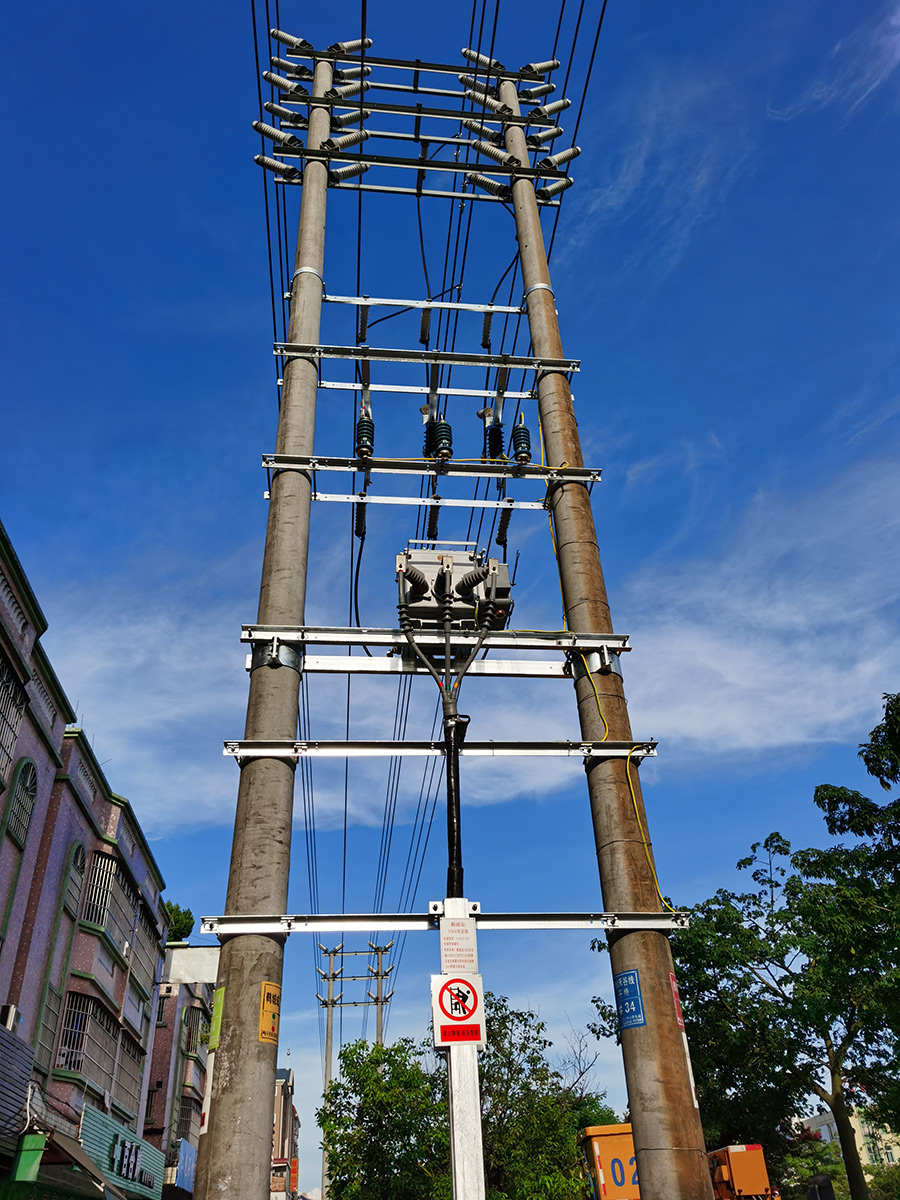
[[437, 897, 486, 1200]]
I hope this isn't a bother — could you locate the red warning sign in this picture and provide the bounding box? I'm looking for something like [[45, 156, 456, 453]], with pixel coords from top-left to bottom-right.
[[431, 973, 485, 1048]]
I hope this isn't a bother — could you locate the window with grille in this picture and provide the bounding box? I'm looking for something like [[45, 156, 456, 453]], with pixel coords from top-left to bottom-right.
[[34, 985, 62, 1072], [56, 992, 118, 1092], [82, 852, 137, 955], [184, 1006, 206, 1057], [130, 904, 160, 995], [0, 654, 26, 782], [176, 1096, 202, 1145], [64, 844, 87, 915], [7, 761, 37, 845], [115, 1032, 144, 1115]]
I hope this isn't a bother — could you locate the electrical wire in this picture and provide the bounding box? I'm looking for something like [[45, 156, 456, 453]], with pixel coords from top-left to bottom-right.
[[625, 744, 677, 913]]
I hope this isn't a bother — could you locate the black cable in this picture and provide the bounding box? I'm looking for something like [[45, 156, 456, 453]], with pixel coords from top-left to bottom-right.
[[250, 0, 282, 392]]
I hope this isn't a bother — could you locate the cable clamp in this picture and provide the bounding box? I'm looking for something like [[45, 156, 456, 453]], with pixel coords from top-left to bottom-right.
[[247, 636, 303, 674], [522, 282, 555, 306], [569, 646, 623, 680], [293, 266, 325, 293]]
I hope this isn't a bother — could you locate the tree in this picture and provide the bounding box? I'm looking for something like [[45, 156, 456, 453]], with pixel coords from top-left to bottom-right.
[[626, 696, 900, 1200], [318, 995, 615, 1200], [318, 1038, 447, 1200], [164, 901, 194, 942]]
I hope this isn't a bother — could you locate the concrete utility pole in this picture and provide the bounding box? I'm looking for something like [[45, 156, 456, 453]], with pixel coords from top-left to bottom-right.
[[194, 56, 334, 1200], [499, 79, 714, 1200]]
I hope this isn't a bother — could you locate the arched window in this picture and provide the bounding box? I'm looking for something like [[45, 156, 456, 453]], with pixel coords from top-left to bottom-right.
[[7, 761, 37, 846], [64, 844, 87, 915], [0, 654, 27, 782]]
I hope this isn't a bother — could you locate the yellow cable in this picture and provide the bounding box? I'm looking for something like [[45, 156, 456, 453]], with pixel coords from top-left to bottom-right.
[[625, 744, 676, 913], [579, 653, 609, 741]]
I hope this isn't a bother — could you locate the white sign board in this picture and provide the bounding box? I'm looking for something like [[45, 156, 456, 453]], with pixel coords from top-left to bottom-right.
[[431, 973, 485, 1049], [440, 916, 478, 974]]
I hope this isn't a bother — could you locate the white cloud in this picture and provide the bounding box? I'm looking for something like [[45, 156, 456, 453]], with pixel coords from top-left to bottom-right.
[[561, 74, 753, 279], [768, 4, 900, 120], [619, 452, 900, 759]]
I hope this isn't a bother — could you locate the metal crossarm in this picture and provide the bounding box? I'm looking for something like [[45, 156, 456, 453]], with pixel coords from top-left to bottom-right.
[[322, 294, 525, 314], [301, 492, 547, 511], [199, 908, 689, 937], [274, 343, 580, 372], [240, 626, 630, 652], [278, 146, 566, 182], [262, 455, 601, 484], [223, 739, 656, 760]]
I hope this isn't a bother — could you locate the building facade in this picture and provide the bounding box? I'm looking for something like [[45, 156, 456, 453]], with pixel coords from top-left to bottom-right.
[[800, 1109, 900, 1170], [0, 519, 170, 1200]]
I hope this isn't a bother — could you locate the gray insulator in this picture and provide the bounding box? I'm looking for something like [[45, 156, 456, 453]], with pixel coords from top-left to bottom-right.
[[333, 65, 372, 81], [519, 82, 556, 101], [270, 58, 313, 79], [331, 108, 373, 128], [529, 98, 571, 118], [474, 139, 519, 167], [481, 311, 493, 349], [254, 154, 300, 180], [456, 564, 490, 598], [252, 120, 301, 148], [537, 145, 581, 169], [496, 506, 512, 547], [426, 503, 440, 542], [521, 58, 560, 74], [525, 125, 563, 147], [270, 28, 312, 51], [354, 502, 367, 539], [263, 71, 308, 96], [467, 172, 511, 199], [458, 74, 499, 99], [464, 90, 512, 115], [402, 562, 430, 597], [264, 101, 308, 126], [328, 37, 374, 53], [327, 80, 371, 100], [357, 305, 369, 343], [419, 307, 432, 346], [329, 161, 370, 182], [536, 176, 574, 200], [461, 118, 503, 145], [461, 46, 505, 72], [322, 129, 370, 151]]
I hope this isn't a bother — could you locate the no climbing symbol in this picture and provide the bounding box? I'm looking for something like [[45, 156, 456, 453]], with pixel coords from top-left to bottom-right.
[[431, 973, 485, 1048]]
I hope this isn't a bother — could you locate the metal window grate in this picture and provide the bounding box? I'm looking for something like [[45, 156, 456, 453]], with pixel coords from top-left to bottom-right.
[[57, 992, 117, 1092], [82, 852, 138, 955], [34, 985, 62, 1072], [184, 1006, 203, 1057], [114, 1032, 144, 1115], [0, 654, 26, 781], [176, 1096, 202, 1145], [7, 761, 37, 845], [130, 905, 159, 995], [64, 844, 87, 915]]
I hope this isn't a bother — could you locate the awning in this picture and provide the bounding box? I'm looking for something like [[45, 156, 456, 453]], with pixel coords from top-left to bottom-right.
[[42, 1128, 130, 1200]]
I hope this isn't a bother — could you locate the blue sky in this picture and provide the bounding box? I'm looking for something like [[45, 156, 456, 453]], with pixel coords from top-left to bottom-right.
[[2, 0, 899, 1189]]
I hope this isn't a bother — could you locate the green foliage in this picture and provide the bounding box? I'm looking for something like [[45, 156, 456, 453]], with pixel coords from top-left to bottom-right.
[[318, 1038, 447, 1200], [590, 694, 900, 1200], [864, 1163, 900, 1200], [164, 901, 194, 942], [780, 1136, 849, 1200], [318, 995, 613, 1200]]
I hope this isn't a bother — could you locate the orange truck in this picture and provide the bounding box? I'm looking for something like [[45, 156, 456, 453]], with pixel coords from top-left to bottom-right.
[[580, 1127, 776, 1200]]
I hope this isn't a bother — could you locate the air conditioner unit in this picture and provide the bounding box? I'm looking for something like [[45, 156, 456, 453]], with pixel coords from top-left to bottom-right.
[[0, 1004, 22, 1034]]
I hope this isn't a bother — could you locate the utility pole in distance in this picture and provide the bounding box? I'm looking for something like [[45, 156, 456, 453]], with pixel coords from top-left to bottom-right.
[[499, 78, 714, 1200], [193, 54, 335, 1200]]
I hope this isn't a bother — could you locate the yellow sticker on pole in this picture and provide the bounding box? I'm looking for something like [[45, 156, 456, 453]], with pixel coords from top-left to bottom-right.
[[259, 981, 281, 1044]]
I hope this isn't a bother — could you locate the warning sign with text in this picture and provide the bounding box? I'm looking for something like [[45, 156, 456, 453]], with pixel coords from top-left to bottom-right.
[[439, 917, 478, 974], [431, 973, 485, 1049], [259, 981, 281, 1044]]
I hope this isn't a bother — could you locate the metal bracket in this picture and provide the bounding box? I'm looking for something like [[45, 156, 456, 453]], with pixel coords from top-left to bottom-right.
[[261, 454, 601, 486], [292, 266, 325, 292], [523, 282, 555, 303], [223, 739, 657, 761], [274, 343, 580, 374], [248, 636, 302, 674], [569, 645, 624, 680], [240, 625, 630, 653], [199, 905, 689, 938]]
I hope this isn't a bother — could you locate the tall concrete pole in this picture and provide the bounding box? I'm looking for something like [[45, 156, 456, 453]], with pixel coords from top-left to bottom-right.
[[320, 944, 341, 1200], [194, 57, 334, 1200], [499, 80, 713, 1200]]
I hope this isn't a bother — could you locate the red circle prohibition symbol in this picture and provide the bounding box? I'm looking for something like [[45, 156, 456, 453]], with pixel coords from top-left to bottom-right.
[[438, 978, 479, 1021]]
